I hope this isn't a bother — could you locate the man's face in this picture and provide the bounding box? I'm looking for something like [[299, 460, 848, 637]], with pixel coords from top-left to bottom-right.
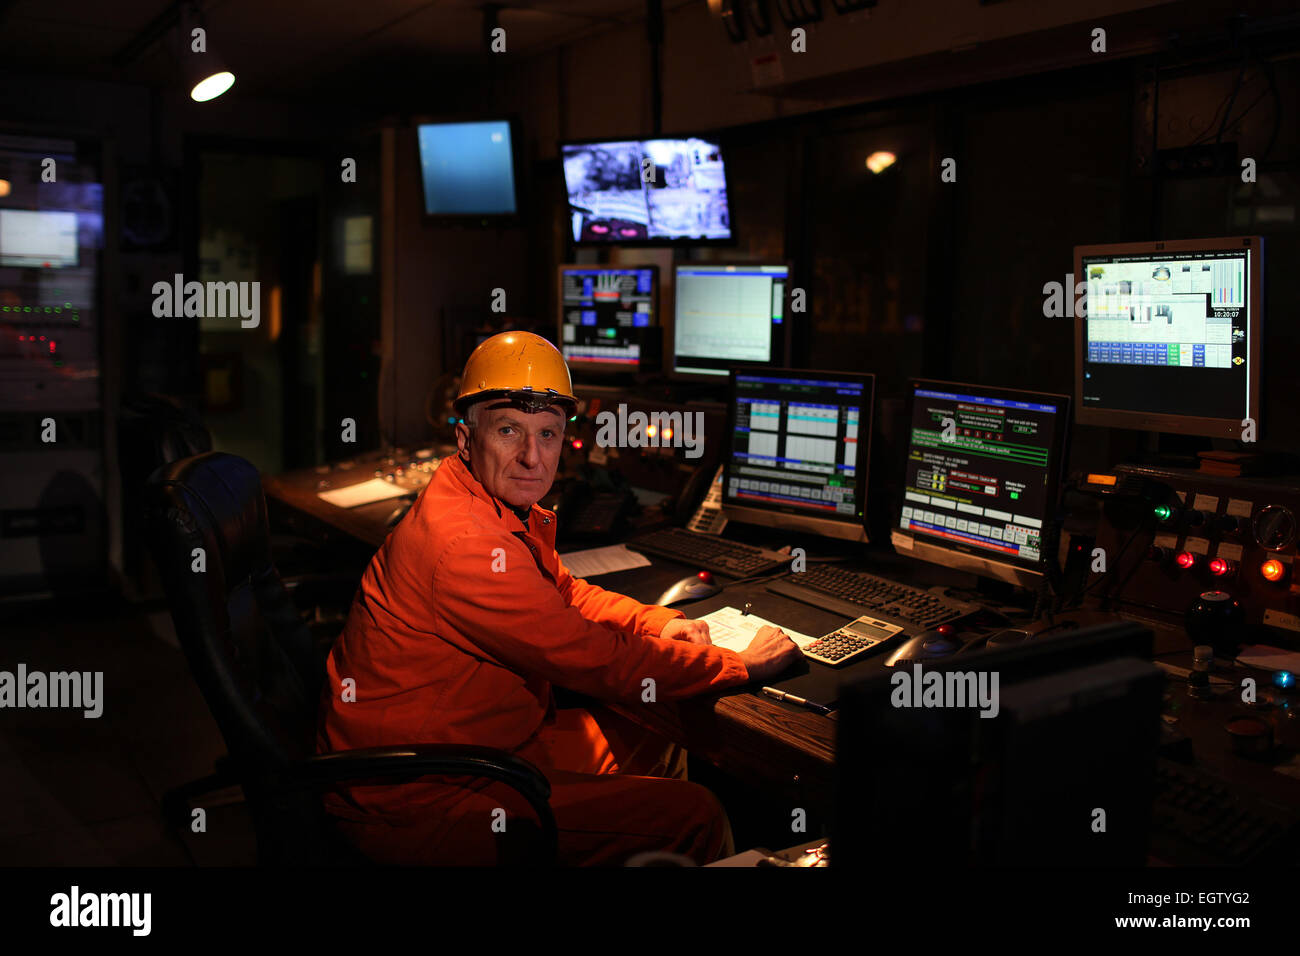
[[456, 401, 565, 509]]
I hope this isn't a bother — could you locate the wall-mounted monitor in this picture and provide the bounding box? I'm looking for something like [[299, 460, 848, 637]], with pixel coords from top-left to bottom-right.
[[0, 210, 79, 268], [560, 136, 732, 244], [1074, 236, 1262, 440], [557, 264, 659, 375], [416, 120, 518, 216]]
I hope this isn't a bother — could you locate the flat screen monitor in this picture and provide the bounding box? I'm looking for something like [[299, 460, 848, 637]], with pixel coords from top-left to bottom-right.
[[892, 379, 1070, 587], [723, 369, 874, 543], [417, 120, 517, 216], [1074, 236, 1262, 439], [560, 137, 732, 244], [0, 210, 79, 268], [557, 264, 659, 373], [673, 263, 788, 377]]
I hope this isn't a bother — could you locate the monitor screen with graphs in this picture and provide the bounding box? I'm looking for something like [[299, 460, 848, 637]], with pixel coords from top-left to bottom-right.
[[722, 369, 874, 543], [893, 380, 1070, 586], [673, 263, 788, 377], [1074, 236, 1262, 439]]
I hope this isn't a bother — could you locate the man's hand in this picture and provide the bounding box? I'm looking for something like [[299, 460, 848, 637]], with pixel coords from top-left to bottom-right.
[[660, 618, 712, 644], [738, 625, 801, 682]]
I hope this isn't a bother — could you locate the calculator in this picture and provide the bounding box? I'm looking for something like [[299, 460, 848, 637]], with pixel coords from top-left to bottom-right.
[[802, 615, 906, 666]]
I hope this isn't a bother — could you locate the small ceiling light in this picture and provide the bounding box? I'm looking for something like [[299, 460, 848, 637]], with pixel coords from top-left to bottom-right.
[[866, 151, 896, 173], [180, 2, 235, 102]]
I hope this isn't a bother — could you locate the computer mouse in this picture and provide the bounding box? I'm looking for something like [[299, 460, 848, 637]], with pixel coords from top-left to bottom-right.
[[654, 571, 721, 607], [884, 627, 963, 667]]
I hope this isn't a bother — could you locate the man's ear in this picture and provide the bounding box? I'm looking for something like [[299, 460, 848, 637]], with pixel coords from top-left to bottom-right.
[[454, 421, 471, 461]]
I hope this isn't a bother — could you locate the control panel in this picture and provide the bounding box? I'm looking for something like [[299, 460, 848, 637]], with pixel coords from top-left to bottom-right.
[[1090, 464, 1300, 643]]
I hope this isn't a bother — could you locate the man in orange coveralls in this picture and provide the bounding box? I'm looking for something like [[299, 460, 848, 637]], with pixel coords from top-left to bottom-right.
[[318, 331, 800, 866]]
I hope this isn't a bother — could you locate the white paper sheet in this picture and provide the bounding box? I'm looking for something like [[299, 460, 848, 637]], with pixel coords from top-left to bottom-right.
[[559, 544, 651, 579], [692, 606, 819, 651], [317, 478, 411, 508]]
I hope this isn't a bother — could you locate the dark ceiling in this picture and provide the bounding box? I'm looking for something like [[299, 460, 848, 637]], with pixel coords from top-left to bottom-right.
[[0, 0, 672, 99]]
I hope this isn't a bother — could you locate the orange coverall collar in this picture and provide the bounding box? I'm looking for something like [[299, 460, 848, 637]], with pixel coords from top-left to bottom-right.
[[443, 452, 554, 533]]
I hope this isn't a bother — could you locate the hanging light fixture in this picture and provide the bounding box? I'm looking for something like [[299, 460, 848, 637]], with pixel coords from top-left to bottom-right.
[[179, 1, 235, 102]]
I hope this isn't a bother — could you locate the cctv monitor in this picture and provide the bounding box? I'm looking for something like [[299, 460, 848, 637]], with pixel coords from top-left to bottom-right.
[[723, 368, 874, 543], [1074, 236, 1262, 439], [560, 136, 732, 244], [893, 379, 1070, 588]]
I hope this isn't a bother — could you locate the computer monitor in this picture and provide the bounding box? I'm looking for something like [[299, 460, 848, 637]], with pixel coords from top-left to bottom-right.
[[892, 379, 1070, 588], [416, 120, 518, 216], [560, 136, 732, 244], [722, 368, 874, 543], [834, 620, 1161, 867], [557, 265, 659, 374], [673, 263, 789, 377], [1074, 236, 1263, 439], [0, 210, 79, 268]]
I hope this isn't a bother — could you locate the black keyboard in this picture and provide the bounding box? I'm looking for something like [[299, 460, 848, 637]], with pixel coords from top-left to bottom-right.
[[626, 528, 789, 577], [1149, 759, 1299, 865], [766, 564, 979, 631]]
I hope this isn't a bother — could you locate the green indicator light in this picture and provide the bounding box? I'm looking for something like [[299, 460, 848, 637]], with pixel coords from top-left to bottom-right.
[[360, 371, 367, 379], [1010, 491, 1020, 500], [65, 302, 71, 308], [1, 307, 8, 312], [44, 306, 51, 312], [24, 306, 31, 312], [54, 360, 63, 367], [1154, 505, 1172, 521], [54, 308, 61, 314]]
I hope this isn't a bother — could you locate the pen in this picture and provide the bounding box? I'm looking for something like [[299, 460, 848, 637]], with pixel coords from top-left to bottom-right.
[[761, 686, 833, 716]]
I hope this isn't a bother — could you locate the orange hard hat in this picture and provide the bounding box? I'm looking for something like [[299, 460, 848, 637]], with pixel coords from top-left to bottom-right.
[[455, 331, 578, 417]]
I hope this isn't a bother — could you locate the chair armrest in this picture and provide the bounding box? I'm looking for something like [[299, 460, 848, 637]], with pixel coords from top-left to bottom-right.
[[298, 744, 557, 863]]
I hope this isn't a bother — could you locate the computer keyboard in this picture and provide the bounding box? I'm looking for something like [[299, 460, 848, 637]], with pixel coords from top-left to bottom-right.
[[766, 564, 979, 631], [625, 528, 789, 577], [1148, 759, 1299, 865]]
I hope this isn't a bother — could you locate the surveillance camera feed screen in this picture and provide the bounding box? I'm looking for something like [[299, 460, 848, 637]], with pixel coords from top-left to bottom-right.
[[899, 385, 1063, 567], [561, 138, 731, 242], [1081, 246, 1252, 421], [417, 120, 517, 216]]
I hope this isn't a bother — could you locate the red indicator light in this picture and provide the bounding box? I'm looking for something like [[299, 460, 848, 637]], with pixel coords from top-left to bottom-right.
[[1176, 551, 1197, 569], [591, 224, 609, 234], [571, 439, 583, 450], [1208, 558, 1235, 577], [697, 571, 714, 584], [48, 342, 55, 352]]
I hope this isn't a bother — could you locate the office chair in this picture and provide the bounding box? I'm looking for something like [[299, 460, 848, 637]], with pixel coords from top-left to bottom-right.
[[145, 451, 559, 865]]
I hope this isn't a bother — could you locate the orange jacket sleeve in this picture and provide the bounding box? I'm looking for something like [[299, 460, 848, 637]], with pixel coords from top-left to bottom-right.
[[432, 529, 749, 702], [554, 555, 684, 639]]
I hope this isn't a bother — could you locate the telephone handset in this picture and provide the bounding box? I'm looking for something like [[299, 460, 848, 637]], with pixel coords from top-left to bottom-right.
[[685, 464, 727, 535]]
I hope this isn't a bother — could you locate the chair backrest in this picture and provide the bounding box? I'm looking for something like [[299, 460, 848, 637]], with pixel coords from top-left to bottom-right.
[[145, 452, 324, 776]]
